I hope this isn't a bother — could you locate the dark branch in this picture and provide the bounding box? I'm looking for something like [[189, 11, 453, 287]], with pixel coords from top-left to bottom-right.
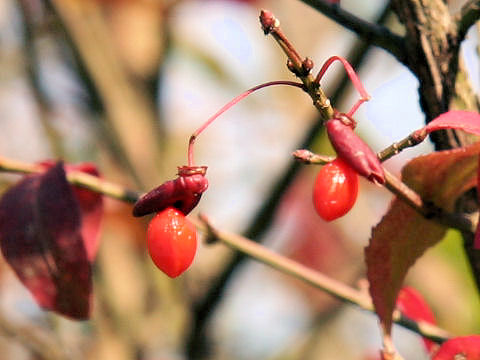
[[456, 0, 480, 40], [298, 0, 407, 63]]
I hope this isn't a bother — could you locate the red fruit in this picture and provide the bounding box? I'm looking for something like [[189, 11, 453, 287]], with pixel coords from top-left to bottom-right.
[[147, 207, 197, 278], [313, 158, 359, 221]]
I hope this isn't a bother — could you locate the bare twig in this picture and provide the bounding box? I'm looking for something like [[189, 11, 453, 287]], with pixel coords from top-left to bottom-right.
[[377, 132, 427, 162], [0, 156, 140, 203], [259, 10, 334, 121], [298, 1, 406, 63], [195, 215, 452, 344]]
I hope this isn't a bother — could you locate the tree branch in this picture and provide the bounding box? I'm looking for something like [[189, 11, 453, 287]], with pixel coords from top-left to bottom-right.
[[298, 0, 407, 63], [195, 214, 452, 345], [456, 0, 480, 41], [391, 0, 480, 295], [0, 153, 460, 349], [0, 156, 140, 203]]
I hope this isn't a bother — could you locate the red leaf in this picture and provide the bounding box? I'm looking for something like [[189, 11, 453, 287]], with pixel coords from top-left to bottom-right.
[[433, 336, 480, 360], [421, 111, 480, 137], [396, 287, 437, 353], [365, 142, 480, 336], [0, 162, 92, 319]]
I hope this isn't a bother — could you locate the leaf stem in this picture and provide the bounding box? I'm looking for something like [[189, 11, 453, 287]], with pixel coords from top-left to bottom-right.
[[314, 55, 371, 117], [187, 81, 304, 167]]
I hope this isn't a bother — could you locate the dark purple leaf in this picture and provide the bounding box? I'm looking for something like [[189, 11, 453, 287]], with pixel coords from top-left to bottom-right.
[[40, 161, 104, 261], [0, 162, 92, 319]]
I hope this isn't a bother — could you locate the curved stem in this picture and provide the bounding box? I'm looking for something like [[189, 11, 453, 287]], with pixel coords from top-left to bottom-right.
[[315, 56, 370, 117], [187, 81, 305, 166]]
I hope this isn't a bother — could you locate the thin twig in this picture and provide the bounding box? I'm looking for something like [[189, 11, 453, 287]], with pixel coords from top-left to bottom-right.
[[298, 0, 406, 63], [0, 156, 140, 203], [259, 10, 334, 121], [194, 215, 452, 344]]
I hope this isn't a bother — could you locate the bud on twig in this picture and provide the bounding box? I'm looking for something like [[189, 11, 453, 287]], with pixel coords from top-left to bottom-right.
[[259, 10, 279, 35]]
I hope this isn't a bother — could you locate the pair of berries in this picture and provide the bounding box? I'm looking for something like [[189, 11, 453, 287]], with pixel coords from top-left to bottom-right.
[[133, 54, 384, 276]]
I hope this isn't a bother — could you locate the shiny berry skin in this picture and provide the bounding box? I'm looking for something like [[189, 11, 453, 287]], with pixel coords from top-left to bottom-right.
[[147, 207, 197, 278], [312, 158, 359, 221]]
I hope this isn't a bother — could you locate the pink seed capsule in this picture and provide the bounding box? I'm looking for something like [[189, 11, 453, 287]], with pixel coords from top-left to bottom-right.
[[326, 117, 385, 185], [132, 166, 208, 217]]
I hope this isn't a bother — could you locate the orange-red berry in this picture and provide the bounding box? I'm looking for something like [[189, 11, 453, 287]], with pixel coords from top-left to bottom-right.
[[147, 207, 197, 278], [312, 158, 359, 221]]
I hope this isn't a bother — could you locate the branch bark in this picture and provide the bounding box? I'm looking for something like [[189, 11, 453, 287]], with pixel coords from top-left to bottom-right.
[[457, 0, 480, 40], [391, 0, 480, 291]]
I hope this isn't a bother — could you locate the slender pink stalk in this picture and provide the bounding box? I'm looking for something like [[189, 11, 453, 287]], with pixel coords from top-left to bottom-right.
[[187, 81, 304, 166], [315, 56, 370, 117]]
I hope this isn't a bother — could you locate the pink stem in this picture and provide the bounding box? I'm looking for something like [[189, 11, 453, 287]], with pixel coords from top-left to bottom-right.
[[315, 56, 370, 117], [188, 80, 304, 166]]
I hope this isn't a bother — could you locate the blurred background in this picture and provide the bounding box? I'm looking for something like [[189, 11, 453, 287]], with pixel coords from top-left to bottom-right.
[[0, 0, 479, 359]]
